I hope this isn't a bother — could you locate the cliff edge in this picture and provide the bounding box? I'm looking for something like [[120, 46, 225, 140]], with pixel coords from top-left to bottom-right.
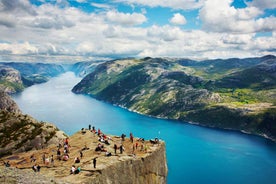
[[1, 130, 168, 184]]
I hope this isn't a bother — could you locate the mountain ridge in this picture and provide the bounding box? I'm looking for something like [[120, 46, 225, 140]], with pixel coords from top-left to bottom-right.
[[72, 55, 276, 141]]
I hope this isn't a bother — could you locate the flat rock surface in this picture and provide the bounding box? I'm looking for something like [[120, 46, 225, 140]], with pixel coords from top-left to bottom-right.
[[1, 130, 162, 184]]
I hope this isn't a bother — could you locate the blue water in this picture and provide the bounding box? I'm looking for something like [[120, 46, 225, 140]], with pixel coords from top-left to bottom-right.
[[12, 72, 276, 184]]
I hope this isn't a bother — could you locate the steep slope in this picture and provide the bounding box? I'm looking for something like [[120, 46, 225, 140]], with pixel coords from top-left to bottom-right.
[[0, 90, 21, 113], [0, 91, 67, 157], [215, 58, 276, 89], [0, 62, 65, 87], [0, 66, 24, 94], [70, 60, 105, 77], [72, 56, 276, 141]]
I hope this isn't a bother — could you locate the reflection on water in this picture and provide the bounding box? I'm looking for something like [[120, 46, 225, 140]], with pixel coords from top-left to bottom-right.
[[12, 72, 276, 184]]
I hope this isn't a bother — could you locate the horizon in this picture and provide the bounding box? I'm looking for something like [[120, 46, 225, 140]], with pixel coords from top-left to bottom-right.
[[0, 0, 275, 62]]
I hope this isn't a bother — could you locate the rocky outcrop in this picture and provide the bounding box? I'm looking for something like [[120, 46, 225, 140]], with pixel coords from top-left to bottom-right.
[[0, 90, 21, 113], [1, 131, 168, 184], [0, 91, 67, 157], [92, 142, 167, 184], [0, 110, 67, 157], [0, 66, 24, 94], [1, 62, 65, 87]]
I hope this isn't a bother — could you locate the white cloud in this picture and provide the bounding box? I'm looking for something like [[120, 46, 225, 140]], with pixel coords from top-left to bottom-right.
[[199, 0, 276, 33], [0, 0, 275, 62], [0, 42, 38, 55], [114, 0, 204, 10], [170, 13, 187, 25], [91, 3, 112, 9], [247, 0, 276, 10], [105, 10, 147, 26]]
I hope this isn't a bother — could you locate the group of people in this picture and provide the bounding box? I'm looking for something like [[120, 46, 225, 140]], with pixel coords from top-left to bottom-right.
[[3, 125, 154, 176], [70, 165, 81, 174]]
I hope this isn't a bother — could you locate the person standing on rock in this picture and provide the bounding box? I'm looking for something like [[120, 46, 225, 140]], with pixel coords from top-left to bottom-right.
[[119, 145, 124, 154], [51, 155, 54, 166], [114, 144, 117, 154], [93, 157, 97, 168]]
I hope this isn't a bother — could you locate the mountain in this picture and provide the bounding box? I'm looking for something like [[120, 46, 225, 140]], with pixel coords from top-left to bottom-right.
[[0, 62, 65, 93], [69, 60, 105, 77], [72, 56, 276, 141], [0, 91, 67, 157], [0, 66, 24, 94]]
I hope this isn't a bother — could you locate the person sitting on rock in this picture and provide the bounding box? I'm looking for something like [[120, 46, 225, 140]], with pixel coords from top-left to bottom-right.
[[70, 165, 76, 174], [81, 128, 86, 134], [32, 164, 40, 172], [74, 157, 80, 163], [4, 161, 10, 167], [30, 155, 36, 162], [105, 152, 112, 157], [74, 166, 81, 174], [63, 154, 69, 161]]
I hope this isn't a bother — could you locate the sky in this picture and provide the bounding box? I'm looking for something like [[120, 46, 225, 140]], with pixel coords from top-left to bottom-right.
[[0, 0, 275, 62]]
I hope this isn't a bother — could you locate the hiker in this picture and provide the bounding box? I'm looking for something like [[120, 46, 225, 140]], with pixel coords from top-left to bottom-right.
[[80, 151, 83, 158], [135, 142, 139, 149], [114, 144, 117, 154], [74, 157, 80, 163], [119, 145, 124, 154], [32, 164, 40, 172], [51, 155, 54, 165], [105, 152, 112, 157], [64, 144, 69, 154], [42, 154, 46, 164], [63, 154, 69, 161], [4, 161, 10, 167], [75, 166, 81, 174], [130, 132, 134, 143], [93, 158, 97, 168], [30, 155, 36, 162], [70, 165, 76, 174], [65, 138, 69, 145], [89, 124, 91, 130], [57, 149, 61, 160], [121, 134, 126, 141]]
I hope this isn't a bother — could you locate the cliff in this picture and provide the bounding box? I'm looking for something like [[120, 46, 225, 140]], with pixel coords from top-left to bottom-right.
[[0, 62, 65, 93], [0, 66, 24, 94], [0, 90, 21, 113], [0, 91, 67, 157], [1, 131, 168, 184]]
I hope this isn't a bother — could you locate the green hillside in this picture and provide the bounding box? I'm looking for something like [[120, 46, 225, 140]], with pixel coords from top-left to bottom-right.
[[72, 56, 276, 141]]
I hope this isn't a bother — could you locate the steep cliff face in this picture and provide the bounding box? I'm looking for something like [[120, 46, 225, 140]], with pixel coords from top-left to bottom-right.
[[92, 142, 167, 184], [0, 90, 21, 113], [0, 66, 24, 94]]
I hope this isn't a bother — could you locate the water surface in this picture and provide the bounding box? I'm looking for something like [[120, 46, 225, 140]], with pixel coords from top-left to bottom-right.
[[12, 72, 276, 184]]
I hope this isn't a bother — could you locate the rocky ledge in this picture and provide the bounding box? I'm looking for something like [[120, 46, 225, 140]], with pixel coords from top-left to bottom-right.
[[0, 130, 168, 184]]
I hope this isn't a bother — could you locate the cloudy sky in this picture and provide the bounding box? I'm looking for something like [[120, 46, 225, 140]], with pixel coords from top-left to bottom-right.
[[0, 0, 275, 62]]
